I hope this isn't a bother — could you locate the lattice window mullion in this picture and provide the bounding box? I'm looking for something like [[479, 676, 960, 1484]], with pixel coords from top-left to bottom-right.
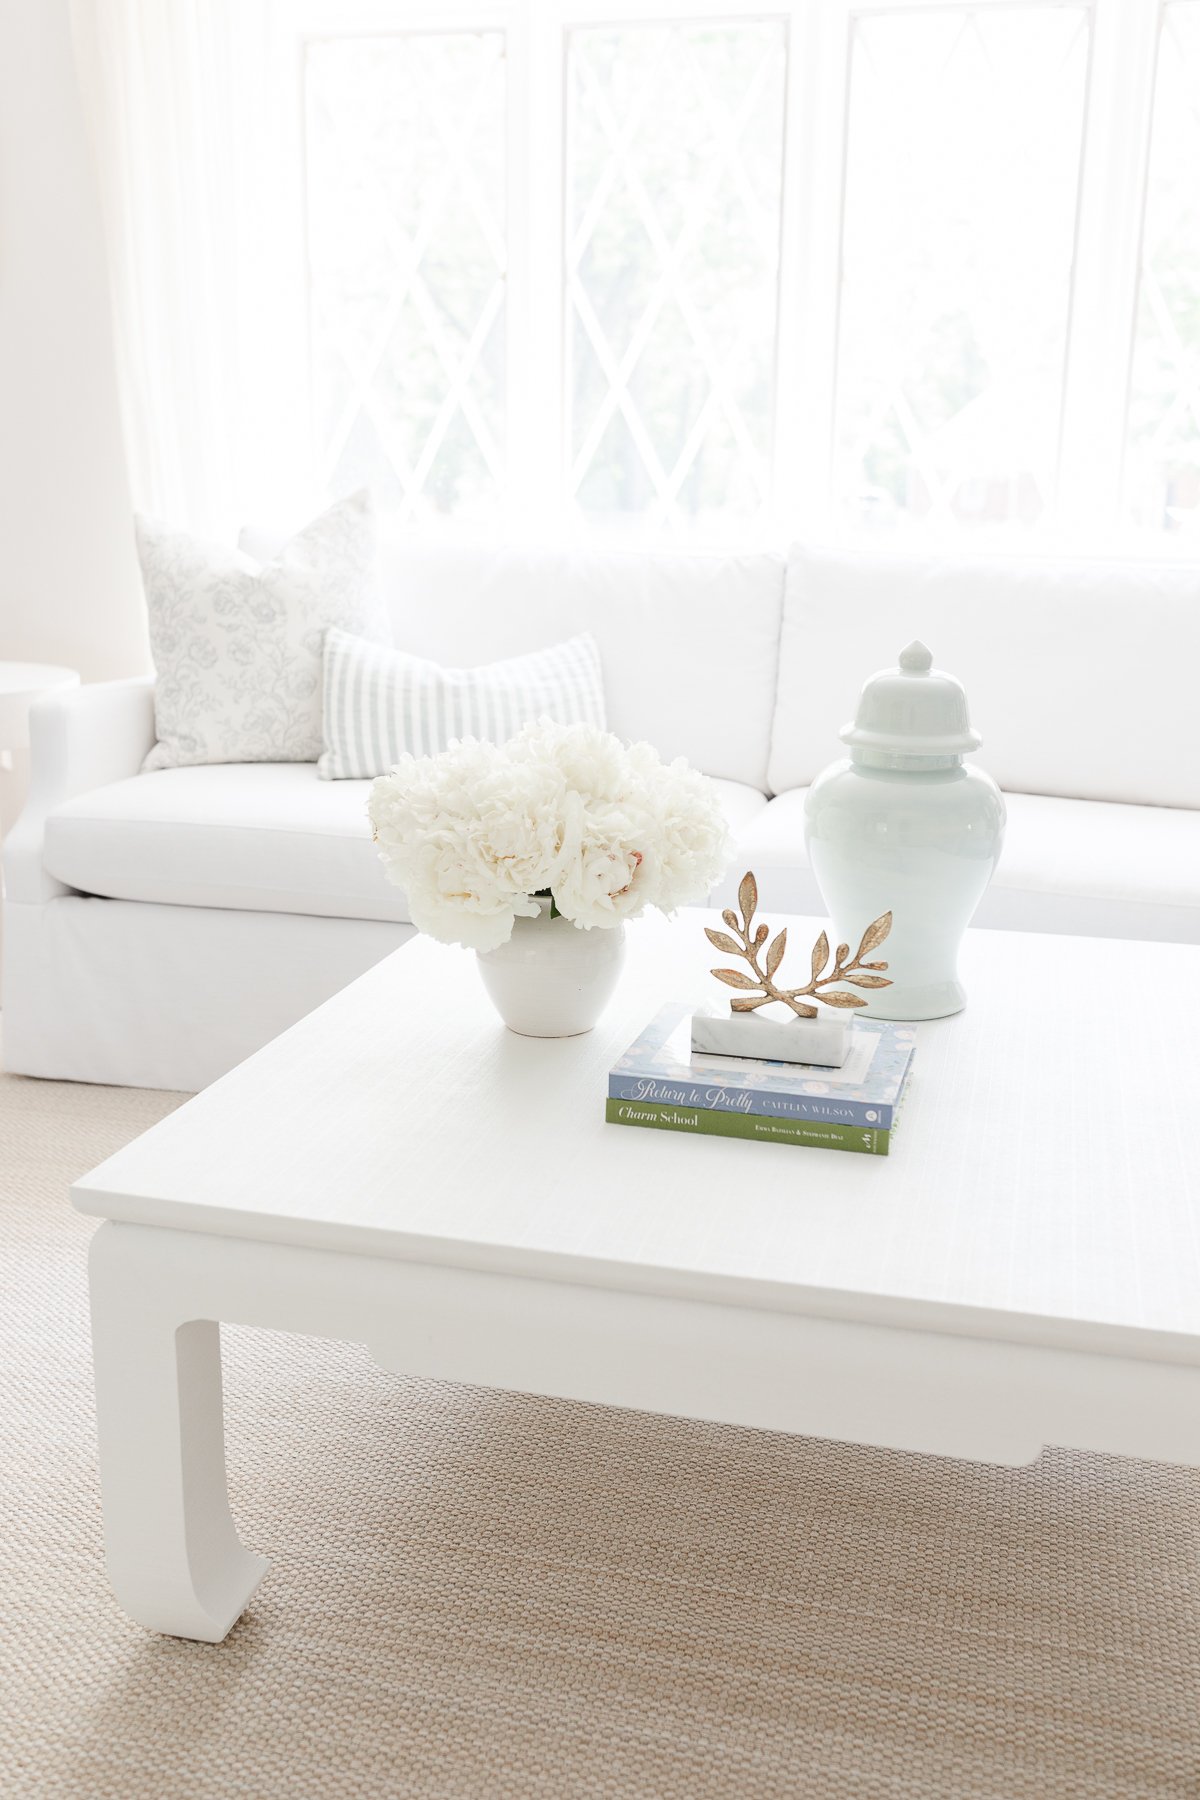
[[305, 26, 506, 522], [565, 16, 786, 533]]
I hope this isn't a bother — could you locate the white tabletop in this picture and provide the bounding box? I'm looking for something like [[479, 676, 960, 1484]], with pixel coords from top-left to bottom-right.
[[74, 914, 1200, 1362]]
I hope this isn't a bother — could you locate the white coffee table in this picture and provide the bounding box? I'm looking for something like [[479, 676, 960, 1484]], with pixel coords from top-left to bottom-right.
[[73, 914, 1200, 1642]]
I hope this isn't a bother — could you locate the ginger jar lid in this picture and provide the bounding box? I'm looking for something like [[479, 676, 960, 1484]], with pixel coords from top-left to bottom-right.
[[840, 640, 981, 759]]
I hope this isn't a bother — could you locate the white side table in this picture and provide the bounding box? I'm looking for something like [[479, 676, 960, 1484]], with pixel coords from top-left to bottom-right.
[[0, 663, 80, 984]]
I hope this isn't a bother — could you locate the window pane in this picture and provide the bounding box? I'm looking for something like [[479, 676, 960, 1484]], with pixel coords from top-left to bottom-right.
[[565, 21, 785, 533], [1125, 3, 1200, 536], [834, 6, 1089, 534], [304, 32, 506, 521]]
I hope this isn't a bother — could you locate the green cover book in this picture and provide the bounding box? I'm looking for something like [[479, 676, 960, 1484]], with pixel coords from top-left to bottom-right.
[[605, 1097, 891, 1156]]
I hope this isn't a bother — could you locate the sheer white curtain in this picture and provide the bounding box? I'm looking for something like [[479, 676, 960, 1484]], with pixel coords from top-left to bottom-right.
[[70, 0, 306, 537]]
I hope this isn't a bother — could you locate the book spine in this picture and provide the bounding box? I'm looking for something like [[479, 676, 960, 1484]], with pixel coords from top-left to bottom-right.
[[605, 1098, 890, 1156], [607, 1076, 893, 1132]]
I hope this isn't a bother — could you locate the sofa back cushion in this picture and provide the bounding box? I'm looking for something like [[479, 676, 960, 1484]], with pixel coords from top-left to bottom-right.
[[242, 531, 785, 789], [770, 545, 1200, 808]]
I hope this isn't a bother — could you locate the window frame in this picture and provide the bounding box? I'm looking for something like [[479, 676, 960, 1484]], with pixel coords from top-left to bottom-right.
[[272, 0, 1195, 557]]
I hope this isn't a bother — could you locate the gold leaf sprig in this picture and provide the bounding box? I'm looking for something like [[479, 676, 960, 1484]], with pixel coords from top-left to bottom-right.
[[705, 872, 893, 1018]]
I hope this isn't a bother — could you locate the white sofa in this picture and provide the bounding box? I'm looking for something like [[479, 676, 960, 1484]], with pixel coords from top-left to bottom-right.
[[5, 540, 1199, 1091]]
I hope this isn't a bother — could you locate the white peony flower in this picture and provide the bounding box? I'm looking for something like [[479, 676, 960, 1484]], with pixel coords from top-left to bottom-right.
[[509, 717, 632, 806], [460, 757, 578, 899], [552, 802, 657, 929], [628, 744, 731, 913], [403, 824, 538, 952], [368, 717, 730, 949]]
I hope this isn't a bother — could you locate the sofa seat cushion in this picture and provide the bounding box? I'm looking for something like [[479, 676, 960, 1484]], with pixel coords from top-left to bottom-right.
[[712, 788, 1200, 944], [43, 764, 408, 923], [43, 763, 769, 925], [980, 791, 1200, 941]]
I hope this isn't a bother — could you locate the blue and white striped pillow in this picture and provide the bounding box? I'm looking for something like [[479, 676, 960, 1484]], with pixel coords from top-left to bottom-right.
[[317, 627, 607, 779]]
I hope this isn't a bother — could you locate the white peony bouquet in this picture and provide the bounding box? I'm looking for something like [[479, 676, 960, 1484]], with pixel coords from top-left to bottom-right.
[[368, 718, 730, 952]]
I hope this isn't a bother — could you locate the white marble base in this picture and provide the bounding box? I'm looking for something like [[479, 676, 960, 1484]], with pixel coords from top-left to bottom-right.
[[690, 1005, 851, 1068]]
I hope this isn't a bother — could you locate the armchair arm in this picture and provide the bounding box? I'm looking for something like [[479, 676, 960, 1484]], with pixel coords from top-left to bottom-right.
[[4, 678, 156, 903]]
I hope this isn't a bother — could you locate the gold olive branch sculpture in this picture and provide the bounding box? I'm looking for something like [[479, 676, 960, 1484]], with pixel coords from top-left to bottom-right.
[[705, 871, 894, 1018]]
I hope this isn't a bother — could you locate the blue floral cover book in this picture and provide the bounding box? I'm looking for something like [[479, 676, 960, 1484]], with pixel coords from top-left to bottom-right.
[[608, 1003, 916, 1130]]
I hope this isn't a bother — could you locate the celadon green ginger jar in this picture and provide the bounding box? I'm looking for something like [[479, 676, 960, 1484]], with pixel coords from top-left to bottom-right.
[[803, 640, 1005, 1020]]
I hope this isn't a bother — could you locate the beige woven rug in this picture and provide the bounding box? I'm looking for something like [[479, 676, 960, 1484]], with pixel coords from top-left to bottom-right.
[[2, 1063, 1198, 1799]]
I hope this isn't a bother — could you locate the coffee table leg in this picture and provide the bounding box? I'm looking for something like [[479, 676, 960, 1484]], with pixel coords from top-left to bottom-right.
[[88, 1222, 269, 1641]]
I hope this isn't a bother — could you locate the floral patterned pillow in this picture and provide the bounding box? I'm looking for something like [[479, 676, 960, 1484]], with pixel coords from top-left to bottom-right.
[[137, 489, 386, 769]]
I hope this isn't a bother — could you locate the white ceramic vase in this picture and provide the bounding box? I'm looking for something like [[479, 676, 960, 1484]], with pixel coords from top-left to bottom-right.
[[803, 641, 1005, 1021], [476, 898, 626, 1037]]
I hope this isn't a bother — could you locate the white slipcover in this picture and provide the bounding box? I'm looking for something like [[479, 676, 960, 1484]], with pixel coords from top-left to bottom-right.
[[7, 537, 1200, 1091], [717, 788, 1200, 944], [770, 546, 1200, 807], [242, 532, 786, 792], [41, 761, 768, 924], [3, 895, 409, 1091]]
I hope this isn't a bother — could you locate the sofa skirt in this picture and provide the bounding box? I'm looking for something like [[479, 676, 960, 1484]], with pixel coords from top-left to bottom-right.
[[3, 895, 413, 1091]]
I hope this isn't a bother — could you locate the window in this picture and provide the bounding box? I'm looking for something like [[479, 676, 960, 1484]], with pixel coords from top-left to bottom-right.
[[1125, 1, 1200, 534], [278, 0, 1200, 550], [304, 30, 507, 522], [564, 21, 785, 532], [834, 6, 1089, 533]]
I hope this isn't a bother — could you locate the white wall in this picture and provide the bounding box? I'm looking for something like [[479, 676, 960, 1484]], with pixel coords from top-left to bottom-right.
[[0, 0, 147, 681]]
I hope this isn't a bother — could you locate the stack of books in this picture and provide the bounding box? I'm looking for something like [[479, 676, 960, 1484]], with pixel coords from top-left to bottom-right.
[[606, 1003, 915, 1156]]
